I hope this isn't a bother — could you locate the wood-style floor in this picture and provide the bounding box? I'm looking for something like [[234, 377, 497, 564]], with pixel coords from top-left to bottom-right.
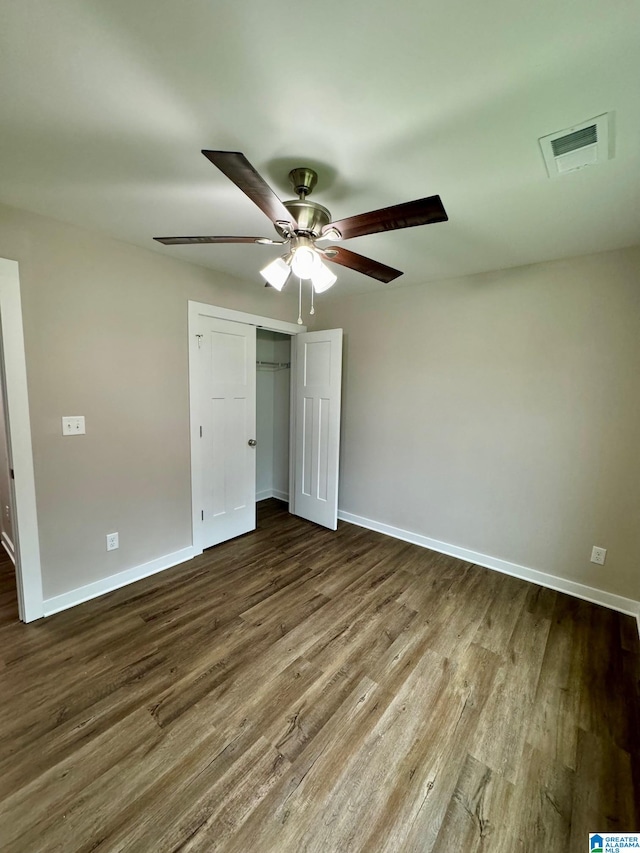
[[0, 500, 638, 852]]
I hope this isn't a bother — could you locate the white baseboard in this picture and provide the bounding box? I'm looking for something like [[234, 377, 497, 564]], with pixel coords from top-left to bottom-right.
[[38, 509, 640, 639], [1, 530, 16, 564], [338, 509, 640, 628], [257, 489, 289, 503], [43, 546, 198, 617]]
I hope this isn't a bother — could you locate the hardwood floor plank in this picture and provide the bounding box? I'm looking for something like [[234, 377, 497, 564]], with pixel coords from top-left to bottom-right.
[[569, 728, 637, 847], [0, 644, 168, 764], [87, 729, 285, 853], [406, 565, 499, 662], [362, 644, 503, 853], [0, 707, 161, 849], [395, 552, 467, 614], [526, 593, 582, 771], [430, 753, 515, 852], [511, 744, 575, 851], [579, 604, 632, 753], [469, 608, 552, 783], [4, 711, 231, 853], [472, 572, 529, 654], [524, 584, 558, 620], [623, 642, 640, 826], [299, 654, 456, 853], [222, 675, 386, 853]]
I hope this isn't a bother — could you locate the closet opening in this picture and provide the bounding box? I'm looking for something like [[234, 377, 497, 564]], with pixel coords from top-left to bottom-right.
[[256, 329, 291, 506], [189, 300, 342, 548]]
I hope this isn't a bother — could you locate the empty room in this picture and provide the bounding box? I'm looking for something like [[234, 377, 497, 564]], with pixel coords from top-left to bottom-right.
[[0, 1, 639, 851]]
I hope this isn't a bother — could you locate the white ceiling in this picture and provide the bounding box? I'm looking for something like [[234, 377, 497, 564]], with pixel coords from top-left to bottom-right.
[[1, 0, 639, 295]]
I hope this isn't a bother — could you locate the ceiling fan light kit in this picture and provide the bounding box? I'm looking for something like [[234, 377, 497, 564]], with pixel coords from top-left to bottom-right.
[[309, 262, 338, 294], [259, 256, 291, 291], [290, 238, 321, 278], [154, 150, 448, 320]]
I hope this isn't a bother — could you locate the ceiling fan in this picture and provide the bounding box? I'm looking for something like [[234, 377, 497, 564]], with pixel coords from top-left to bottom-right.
[[154, 150, 448, 293]]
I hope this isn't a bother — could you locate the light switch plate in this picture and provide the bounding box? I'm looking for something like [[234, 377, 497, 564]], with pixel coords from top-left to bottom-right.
[[62, 416, 85, 435]]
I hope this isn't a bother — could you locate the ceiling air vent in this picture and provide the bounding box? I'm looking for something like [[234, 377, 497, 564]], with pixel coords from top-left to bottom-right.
[[539, 113, 612, 177]]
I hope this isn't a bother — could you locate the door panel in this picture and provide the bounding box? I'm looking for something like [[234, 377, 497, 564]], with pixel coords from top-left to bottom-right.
[[197, 316, 256, 548], [292, 329, 343, 530]]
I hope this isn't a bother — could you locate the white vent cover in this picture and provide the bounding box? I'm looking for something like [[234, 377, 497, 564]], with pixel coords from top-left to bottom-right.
[[539, 114, 611, 177]]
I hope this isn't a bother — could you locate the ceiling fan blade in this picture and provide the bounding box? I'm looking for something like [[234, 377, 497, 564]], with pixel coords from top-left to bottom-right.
[[202, 150, 296, 229], [324, 195, 447, 241], [154, 236, 277, 245], [323, 246, 403, 283]]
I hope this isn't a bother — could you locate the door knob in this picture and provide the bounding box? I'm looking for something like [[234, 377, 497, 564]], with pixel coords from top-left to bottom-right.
[[248, 439, 257, 447]]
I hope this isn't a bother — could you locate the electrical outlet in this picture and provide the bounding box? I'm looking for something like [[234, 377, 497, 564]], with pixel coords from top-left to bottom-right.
[[591, 546, 607, 565], [106, 532, 119, 551]]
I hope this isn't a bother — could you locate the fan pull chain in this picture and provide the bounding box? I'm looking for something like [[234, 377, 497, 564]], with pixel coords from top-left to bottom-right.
[[297, 277, 303, 325], [310, 281, 315, 315]]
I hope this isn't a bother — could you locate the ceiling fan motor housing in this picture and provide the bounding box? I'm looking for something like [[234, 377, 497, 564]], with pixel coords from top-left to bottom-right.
[[282, 199, 332, 237]]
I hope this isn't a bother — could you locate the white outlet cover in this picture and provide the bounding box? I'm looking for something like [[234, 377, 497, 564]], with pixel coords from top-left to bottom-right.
[[62, 416, 86, 435], [106, 532, 119, 551], [590, 546, 607, 565]]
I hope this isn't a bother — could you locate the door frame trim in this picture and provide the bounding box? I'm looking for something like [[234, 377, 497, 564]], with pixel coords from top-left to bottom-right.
[[188, 301, 306, 554], [0, 258, 44, 622]]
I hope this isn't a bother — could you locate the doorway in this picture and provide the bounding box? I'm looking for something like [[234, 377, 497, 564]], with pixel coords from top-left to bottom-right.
[[189, 300, 343, 554], [0, 258, 43, 623], [188, 301, 304, 554]]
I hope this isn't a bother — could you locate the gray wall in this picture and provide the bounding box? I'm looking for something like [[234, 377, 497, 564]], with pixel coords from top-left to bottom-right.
[[0, 201, 298, 599], [318, 246, 640, 600]]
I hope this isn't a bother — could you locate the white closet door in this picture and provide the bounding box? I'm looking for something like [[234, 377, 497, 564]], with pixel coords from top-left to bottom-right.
[[196, 316, 256, 547], [291, 329, 343, 530]]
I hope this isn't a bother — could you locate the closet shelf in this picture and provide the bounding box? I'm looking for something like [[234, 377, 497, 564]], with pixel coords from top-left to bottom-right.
[[256, 360, 291, 371]]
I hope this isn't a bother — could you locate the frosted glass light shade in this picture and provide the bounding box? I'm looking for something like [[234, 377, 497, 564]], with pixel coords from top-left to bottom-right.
[[291, 246, 321, 279], [312, 262, 337, 293], [260, 257, 291, 291]]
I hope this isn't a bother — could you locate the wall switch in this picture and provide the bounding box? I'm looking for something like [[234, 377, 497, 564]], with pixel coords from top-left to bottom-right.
[[591, 546, 607, 565], [62, 416, 85, 435], [106, 532, 119, 551]]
